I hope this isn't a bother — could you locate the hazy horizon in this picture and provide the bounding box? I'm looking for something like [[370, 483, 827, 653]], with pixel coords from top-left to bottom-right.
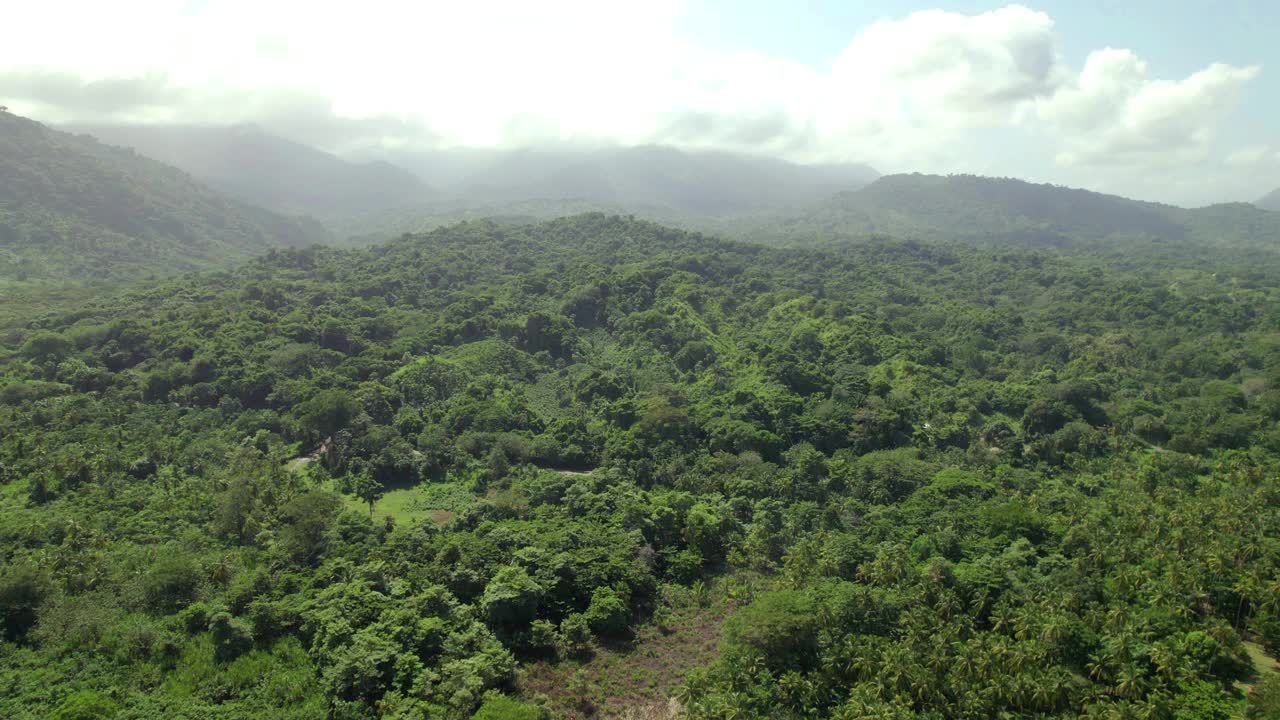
[[3, 2, 1279, 206]]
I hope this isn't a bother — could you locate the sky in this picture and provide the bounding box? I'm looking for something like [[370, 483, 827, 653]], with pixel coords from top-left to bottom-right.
[[2, 0, 1277, 206]]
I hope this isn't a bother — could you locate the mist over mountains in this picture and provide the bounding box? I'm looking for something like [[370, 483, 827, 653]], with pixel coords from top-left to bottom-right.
[[65, 124, 434, 219], [736, 173, 1280, 251], [363, 145, 881, 214], [4, 110, 1276, 293], [1, 112, 325, 284], [68, 123, 881, 221], [1258, 188, 1280, 211]]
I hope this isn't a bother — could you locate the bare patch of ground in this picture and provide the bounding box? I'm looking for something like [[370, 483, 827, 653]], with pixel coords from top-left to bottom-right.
[[518, 601, 731, 719]]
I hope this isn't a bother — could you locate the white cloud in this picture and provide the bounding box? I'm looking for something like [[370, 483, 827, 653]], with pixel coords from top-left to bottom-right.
[[1040, 50, 1260, 167], [828, 5, 1061, 124], [1225, 145, 1275, 168], [0, 2, 1268, 203]]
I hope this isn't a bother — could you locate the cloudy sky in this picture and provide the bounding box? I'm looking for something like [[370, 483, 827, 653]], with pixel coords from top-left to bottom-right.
[[3, 1, 1277, 206]]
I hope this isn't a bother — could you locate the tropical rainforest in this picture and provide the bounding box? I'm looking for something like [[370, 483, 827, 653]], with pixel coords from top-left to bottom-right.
[[2, 105, 1280, 720], [1, 209, 1278, 719]]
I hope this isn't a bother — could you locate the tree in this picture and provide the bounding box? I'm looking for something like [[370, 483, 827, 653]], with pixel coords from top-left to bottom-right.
[[298, 389, 358, 440], [48, 691, 118, 720], [210, 611, 254, 663], [0, 565, 50, 641], [481, 566, 543, 630], [278, 490, 342, 564], [19, 330, 72, 363], [584, 586, 629, 637], [350, 472, 384, 517], [140, 553, 200, 613], [722, 589, 821, 671]]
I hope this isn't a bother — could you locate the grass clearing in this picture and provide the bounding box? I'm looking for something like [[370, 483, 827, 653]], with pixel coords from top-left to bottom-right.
[[333, 481, 476, 527], [1237, 640, 1279, 693], [518, 574, 769, 719]]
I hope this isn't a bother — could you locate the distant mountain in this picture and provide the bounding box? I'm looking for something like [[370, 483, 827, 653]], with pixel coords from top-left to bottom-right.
[[66, 124, 432, 219], [1257, 188, 1280, 211], [742, 173, 1280, 251], [0, 111, 327, 284], [364, 145, 880, 216]]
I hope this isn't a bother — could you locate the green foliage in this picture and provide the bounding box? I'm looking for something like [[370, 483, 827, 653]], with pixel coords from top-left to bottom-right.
[[0, 111, 324, 286], [210, 611, 254, 664], [48, 691, 119, 720], [1247, 673, 1280, 719], [471, 691, 546, 720], [140, 553, 201, 614], [0, 214, 1277, 718], [722, 589, 820, 671], [298, 389, 359, 440], [583, 586, 629, 637], [481, 566, 543, 629], [19, 330, 73, 362], [0, 564, 51, 640]]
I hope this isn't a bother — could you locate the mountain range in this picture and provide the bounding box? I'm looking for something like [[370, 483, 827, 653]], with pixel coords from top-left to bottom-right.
[[732, 173, 1280, 252], [8, 109, 1280, 295], [65, 124, 433, 219], [365, 145, 881, 215], [67, 123, 878, 218], [0, 111, 326, 286]]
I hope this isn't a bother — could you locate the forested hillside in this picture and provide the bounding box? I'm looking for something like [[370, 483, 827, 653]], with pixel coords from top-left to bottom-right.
[[70, 124, 433, 220], [0, 112, 327, 284], [742, 174, 1280, 251], [1, 215, 1276, 718]]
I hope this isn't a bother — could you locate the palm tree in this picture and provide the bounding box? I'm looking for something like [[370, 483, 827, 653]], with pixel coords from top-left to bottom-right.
[[1115, 664, 1145, 699], [1086, 653, 1109, 682]]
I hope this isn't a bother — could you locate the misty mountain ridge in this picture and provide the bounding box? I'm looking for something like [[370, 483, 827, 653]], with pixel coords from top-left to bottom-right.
[[0, 110, 327, 284], [1257, 188, 1280, 211], [739, 173, 1280, 251], [375, 145, 881, 215], [10, 111, 1278, 276], [68, 123, 882, 234], [65, 123, 434, 219]]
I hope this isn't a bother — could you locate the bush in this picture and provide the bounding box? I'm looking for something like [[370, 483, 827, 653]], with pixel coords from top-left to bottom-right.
[[141, 553, 200, 613], [559, 613, 591, 654], [722, 589, 820, 671], [1247, 673, 1280, 719], [472, 691, 546, 720], [584, 586, 629, 637], [48, 691, 118, 720], [0, 564, 51, 641], [210, 611, 254, 663]]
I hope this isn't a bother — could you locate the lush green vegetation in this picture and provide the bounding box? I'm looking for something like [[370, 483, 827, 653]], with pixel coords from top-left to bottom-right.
[[1, 214, 1277, 718], [0, 111, 327, 285]]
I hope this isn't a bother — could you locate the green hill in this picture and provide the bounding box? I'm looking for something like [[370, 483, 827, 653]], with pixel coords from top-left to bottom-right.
[[0, 111, 327, 285], [743, 173, 1280, 251], [69, 123, 433, 219]]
